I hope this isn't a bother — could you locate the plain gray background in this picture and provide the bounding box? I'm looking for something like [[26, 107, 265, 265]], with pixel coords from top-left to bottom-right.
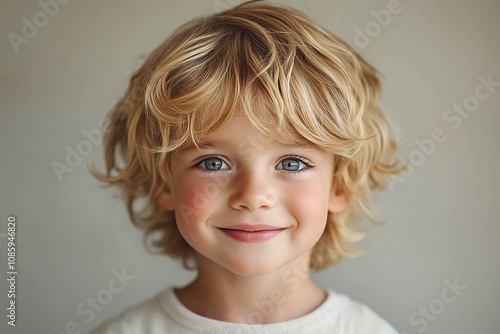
[[1, 0, 499, 333]]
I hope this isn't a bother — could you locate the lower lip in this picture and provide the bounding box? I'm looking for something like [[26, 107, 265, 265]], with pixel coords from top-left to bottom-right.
[[218, 228, 286, 243]]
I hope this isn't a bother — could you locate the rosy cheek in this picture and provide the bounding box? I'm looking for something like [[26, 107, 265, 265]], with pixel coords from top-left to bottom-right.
[[173, 185, 207, 248], [173, 175, 222, 227], [171, 177, 200, 225], [286, 183, 329, 225]]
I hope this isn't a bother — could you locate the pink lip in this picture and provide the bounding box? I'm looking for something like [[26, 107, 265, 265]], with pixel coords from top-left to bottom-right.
[[223, 224, 283, 232], [218, 224, 287, 243]]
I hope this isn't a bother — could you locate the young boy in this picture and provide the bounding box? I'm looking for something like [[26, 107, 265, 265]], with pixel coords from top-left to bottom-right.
[[90, 0, 402, 332]]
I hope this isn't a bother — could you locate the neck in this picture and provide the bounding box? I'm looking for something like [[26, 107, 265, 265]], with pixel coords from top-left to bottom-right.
[[175, 253, 327, 324]]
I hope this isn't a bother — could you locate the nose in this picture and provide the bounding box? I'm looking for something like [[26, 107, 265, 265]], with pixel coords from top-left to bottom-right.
[[229, 169, 277, 211]]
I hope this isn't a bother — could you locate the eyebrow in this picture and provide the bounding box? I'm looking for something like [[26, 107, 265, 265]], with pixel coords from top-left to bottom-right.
[[180, 138, 320, 153]]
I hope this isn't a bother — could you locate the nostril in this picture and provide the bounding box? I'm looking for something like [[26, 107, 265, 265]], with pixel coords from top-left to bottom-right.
[[228, 171, 277, 211]]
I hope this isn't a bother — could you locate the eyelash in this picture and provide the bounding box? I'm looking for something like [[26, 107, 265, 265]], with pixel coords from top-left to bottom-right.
[[192, 155, 229, 174], [192, 155, 314, 174], [277, 155, 314, 174]]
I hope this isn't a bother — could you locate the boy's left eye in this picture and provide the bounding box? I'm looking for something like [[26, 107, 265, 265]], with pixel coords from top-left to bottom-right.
[[276, 158, 309, 172]]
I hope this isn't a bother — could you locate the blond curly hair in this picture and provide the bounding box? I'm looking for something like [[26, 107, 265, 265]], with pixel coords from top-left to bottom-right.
[[91, 0, 402, 271]]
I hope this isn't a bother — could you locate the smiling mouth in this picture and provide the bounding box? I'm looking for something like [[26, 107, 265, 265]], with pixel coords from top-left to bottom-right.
[[217, 225, 287, 243]]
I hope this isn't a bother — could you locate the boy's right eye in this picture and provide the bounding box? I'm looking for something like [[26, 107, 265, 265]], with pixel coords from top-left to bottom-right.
[[196, 157, 229, 171]]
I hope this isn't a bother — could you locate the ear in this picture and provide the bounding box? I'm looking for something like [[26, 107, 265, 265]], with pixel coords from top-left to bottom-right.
[[328, 186, 349, 213], [156, 186, 175, 211]]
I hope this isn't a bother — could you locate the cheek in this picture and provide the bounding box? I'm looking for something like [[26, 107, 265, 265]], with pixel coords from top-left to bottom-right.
[[285, 181, 330, 228], [171, 175, 224, 234], [171, 179, 210, 251]]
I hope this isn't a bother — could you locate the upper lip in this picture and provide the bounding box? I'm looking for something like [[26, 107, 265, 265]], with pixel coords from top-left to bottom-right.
[[219, 224, 286, 232]]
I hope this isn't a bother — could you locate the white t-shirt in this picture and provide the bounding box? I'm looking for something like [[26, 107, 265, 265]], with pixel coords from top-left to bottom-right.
[[90, 287, 398, 334]]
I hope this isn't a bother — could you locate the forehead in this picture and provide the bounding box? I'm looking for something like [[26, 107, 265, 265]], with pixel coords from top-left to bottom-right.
[[179, 115, 322, 154], [182, 138, 320, 152]]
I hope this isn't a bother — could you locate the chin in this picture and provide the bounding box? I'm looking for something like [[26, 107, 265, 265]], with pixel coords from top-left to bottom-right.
[[228, 266, 275, 277], [221, 256, 287, 277]]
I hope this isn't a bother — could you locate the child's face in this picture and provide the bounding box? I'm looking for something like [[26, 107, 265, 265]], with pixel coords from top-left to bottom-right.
[[157, 115, 348, 276]]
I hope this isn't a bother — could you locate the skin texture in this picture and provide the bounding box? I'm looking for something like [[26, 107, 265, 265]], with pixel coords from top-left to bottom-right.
[[157, 115, 348, 323]]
